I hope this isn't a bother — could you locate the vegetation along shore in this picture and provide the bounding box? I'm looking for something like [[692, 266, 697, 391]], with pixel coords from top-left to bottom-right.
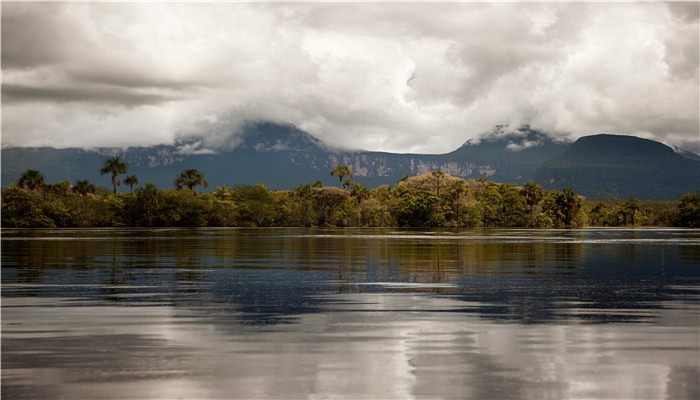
[[2, 158, 698, 228]]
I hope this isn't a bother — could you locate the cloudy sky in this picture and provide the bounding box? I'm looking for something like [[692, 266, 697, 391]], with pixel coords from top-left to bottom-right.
[[2, 2, 699, 153]]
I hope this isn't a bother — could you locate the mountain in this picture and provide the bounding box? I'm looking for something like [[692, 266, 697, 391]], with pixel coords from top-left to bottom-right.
[[2, 124, 698, 199], [1, 123, 568, 190], [535, 134, 700, 199]]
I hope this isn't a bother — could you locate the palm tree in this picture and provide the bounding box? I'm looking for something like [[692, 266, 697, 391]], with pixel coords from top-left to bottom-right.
[[124, 175, 139, 192], [331, 164, 352, 188], [100, 157, 128, 194], [73, 180, 96, 195], [175, 169, 208, 192], [17, 169, 46, 191]]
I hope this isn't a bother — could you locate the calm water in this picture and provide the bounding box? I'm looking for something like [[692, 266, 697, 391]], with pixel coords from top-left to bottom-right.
[[2, 228, 699, 399]]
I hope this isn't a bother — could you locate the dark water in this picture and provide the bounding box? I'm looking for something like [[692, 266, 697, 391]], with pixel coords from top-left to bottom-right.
[[2, 228, 699, 399]]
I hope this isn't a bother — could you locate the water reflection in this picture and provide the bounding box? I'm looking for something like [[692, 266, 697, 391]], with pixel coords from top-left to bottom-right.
[[2, 228, 699, 399]]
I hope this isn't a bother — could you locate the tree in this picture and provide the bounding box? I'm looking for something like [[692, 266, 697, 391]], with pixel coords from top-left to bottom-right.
[[588, 203, 608, 226], [73, 180, 96, 195], [231, 184, 277, 226], [100, 157, 128, 194], [431, 169, 446, 197], [135, 184, 161, 227], [1, 186, 54, 227], [346, 180, 369, 204], [331, 164, 352, 188], [175, 169, 208, 192], [390, 188, 443, 227], [312, 186, 351, 226], [17, 169, 46, 191], [124, 175, 139, 192], [675, 192, 700, 227], [557, 188, 581, 227], [622, 197, 641, 225], [522, 182, 543, 227]]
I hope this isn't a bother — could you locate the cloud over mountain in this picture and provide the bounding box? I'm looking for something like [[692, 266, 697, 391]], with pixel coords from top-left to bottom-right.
[[2, 2, 698, 152]]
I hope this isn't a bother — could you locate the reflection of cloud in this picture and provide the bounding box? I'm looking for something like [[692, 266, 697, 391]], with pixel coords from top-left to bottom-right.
[[3, 294, 698, 399]]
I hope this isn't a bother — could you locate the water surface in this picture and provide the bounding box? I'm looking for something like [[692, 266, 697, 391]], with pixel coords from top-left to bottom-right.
[[2, 228, 699, 399]]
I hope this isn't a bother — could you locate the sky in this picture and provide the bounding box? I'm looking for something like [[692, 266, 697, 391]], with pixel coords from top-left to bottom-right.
[[2, 1, 699, 153]]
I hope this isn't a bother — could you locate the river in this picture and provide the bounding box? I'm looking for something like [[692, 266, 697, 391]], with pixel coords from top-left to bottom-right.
[[2, 228, 699, 399]]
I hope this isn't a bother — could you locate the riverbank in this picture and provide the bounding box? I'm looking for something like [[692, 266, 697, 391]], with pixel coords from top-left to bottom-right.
[[2, 172, 698, 228]]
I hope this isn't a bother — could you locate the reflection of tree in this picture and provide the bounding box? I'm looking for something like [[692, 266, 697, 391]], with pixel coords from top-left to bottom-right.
[[175, 270, 205, 293], [679, 244, 700, 265], [2, 228, 694, 326], [362, 234, 583, 279], [101, 253, 136, 302], [14, 241, 48, 286]]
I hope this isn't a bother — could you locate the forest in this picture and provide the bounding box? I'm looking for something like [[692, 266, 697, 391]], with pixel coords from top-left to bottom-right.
[[2, 158, 699, 228]]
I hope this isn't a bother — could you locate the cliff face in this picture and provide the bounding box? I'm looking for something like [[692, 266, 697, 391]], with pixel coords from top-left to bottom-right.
[[2, 124, 567, 190]]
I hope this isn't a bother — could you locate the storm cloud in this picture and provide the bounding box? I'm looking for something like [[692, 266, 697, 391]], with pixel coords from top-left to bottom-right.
[[1, 2, 698, 152]]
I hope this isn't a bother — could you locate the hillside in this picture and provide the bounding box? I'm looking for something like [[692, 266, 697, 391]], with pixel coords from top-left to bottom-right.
[[535, 134, 700, 199]]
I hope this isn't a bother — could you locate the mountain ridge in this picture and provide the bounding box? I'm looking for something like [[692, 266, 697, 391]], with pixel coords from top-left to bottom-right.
[[2, 124, 698, 199]]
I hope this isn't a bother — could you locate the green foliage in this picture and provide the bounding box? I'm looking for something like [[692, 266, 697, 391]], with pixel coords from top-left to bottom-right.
[[132, 184, 162, 227], [229, 184, 277, 226], [62, 192, 123, 227], [1, 169, 690, 229], [45, 180, 72, 197], [558, 188, 583, 227], [674, 193, 700, 227], [158, 190, 212, 227], [1, 186, 55, 227], [207, 198, 238, 227], [359, 197, 393, 226], [390, 187, 443, 227], [474, 183, 530, 227], [17, 169, 46, 191], [539, 188, 584, 228], [312, 186, 352, 226], [621, 198, 641, 226], [74, 180, 97, 195], [522, 182, 544, 227], [278, 185, 316, 226], [582, 198, 676, 227]]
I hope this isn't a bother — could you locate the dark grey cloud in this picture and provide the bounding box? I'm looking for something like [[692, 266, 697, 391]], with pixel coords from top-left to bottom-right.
[[668, 1, 700, 22], [67, 68, 204, 90], [1, 2, 698, 153], [2, 83, 180, 107], [1, 3, 86, 69]]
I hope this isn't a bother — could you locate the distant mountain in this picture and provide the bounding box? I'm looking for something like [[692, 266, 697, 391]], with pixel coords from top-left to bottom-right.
[[1, 123, 568, 190], [535, 134, 700, 199], [2, 124, 698, 199]]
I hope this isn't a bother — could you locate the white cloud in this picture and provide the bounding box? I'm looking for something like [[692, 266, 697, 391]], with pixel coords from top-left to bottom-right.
[[2, 2, 698, 153]]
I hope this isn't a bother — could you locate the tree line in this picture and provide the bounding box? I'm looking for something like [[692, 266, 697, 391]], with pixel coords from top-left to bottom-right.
[[2, 159, 699, 228]]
